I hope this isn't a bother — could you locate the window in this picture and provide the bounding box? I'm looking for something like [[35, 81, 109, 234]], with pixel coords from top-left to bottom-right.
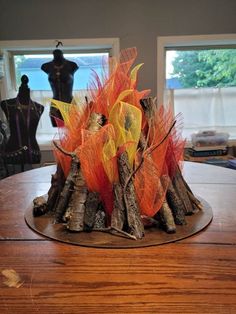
[[157, 34, 236, 143], [0, 38, 119, 146], [166, 48, 236, 89], [13, 52, 109, 90]]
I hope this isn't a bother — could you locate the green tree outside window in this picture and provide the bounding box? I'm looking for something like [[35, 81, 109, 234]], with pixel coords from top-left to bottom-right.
[[171, 49, 236, 88]]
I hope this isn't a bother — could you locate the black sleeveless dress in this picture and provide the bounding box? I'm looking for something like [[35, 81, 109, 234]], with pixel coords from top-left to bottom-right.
[[0, 98, 44, 164]]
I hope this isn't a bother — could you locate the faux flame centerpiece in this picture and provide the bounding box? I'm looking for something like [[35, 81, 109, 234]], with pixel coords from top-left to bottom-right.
[[32, 48, 203, 242]]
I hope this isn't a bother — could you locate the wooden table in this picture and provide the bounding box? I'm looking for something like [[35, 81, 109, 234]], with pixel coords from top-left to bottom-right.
[[0, 162, 236, 314]]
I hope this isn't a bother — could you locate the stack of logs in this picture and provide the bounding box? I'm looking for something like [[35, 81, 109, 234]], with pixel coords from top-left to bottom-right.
[[33, 98, 203, 240]]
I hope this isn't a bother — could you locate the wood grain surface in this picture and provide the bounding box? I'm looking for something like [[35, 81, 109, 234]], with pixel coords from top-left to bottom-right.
[[0, 162, 236, 314]]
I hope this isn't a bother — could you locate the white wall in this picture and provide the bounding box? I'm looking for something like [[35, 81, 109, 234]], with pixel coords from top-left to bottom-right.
[[0, 0, 236, 96]]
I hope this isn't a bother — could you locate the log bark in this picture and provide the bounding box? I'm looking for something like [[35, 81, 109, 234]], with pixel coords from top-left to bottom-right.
[[54, 155, 80, 223], [176, 165, 203, 212], [33, 196, 47, 217], [67, 169, 88, 232], [84, 191, 100, 232], [155, 200, 176, 233], [93, 205, 106, 229], [166, 181, 186, 225], [140, 97, 156, 119], [118, 151, 144, 239], [111, 182, 126, 230], [187, 190, 203, 212], [138, 131, 147, 150], [172, 167, 194, 215], [47, 163, 65, 212], [66, 111, 105, 230]]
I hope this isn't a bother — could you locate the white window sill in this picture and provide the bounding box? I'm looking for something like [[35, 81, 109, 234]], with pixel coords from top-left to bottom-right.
[[37, 130, 236, 152], [37, 133, 58, 151]]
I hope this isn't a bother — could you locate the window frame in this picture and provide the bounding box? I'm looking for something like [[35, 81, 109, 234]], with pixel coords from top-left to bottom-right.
[[0, 38, 120, 150], [0, 38, 120, 99], [157, 34, 236, 106], [12, 50, 111, 91], [157, 34, 236, 145]]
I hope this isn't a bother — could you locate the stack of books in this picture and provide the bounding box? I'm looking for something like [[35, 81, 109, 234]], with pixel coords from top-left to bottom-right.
[[188, 145, 228, 157], [189, 130, 230, 158], [227, 159, 236, 170]]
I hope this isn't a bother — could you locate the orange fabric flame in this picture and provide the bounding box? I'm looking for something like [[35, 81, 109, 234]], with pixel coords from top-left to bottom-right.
[[89, 47, 150, 119], [134, 106, 185, 217], [51, 48, 185, 220], [52, 100, 91, 176], [78, 124, 117, 216]]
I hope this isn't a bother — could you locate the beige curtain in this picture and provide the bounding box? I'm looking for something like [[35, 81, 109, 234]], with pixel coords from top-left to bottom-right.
[[165, 87, 236, 140]]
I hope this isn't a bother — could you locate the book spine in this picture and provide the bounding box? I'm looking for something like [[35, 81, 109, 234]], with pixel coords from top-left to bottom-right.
[[188, 149, 228, 157]]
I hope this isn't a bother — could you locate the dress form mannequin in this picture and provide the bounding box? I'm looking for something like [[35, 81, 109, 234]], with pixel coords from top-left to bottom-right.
[[0, 75, 44, 169], [41, 49, 79, 127]]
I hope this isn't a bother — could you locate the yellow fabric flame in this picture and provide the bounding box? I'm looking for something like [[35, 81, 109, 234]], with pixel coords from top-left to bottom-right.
[[50, 99, 80, 130], [130, 63, 144, 87], [102, 135, 118, 183], [108, 101, 142, 166]]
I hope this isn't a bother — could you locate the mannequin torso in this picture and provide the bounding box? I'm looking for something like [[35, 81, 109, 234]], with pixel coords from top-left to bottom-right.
[[0, 76, 44, 164], [41, 49, 79, 126]]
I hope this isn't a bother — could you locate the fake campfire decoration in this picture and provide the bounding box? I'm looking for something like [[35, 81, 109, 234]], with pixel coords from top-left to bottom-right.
[[33, 48, 203, 241]]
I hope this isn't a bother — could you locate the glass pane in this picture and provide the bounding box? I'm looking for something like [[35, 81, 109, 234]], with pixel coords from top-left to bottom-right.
[[14, 52, 109, 91], [71, 53, 109, 90], [166, 48, 236, 89], [14, 54, 51, 90]]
